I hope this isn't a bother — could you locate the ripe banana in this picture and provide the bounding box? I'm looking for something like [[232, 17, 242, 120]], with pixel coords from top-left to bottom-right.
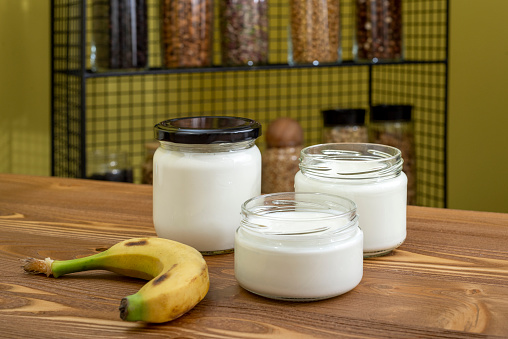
[[22, 237, 209, 323]]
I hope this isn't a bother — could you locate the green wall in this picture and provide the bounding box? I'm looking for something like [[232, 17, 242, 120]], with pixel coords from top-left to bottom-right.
[[447, 0, 508, 213], [1, 0, 507, 213]]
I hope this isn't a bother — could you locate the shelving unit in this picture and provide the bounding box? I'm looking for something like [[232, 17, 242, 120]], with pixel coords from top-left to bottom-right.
[[51, 0, 449, 207]]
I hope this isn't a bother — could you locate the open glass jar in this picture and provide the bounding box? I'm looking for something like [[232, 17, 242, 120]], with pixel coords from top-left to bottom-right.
[[235, 192, 363, 301], [153, 116, 262, 255], [294, 143, 407, 257]]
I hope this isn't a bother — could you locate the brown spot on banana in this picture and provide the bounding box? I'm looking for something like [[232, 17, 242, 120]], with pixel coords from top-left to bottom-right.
[[152, 264, 178, 286], [124, 239, 149, 246]]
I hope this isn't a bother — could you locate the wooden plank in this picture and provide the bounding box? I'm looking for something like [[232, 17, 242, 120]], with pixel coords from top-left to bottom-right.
[[0, 174, 507, 338]]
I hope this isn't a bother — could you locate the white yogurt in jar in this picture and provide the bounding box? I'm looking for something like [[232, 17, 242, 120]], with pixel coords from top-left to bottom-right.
[[294, 143, 407, 257], [234, 192, 363, 301], [153, 116, 262, 254]]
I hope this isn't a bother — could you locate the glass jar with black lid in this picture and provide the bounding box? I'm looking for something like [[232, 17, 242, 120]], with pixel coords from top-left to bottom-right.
[[322, 108, 368, 143], [153, 116, 262, 255], [369, 105, 416, 205]]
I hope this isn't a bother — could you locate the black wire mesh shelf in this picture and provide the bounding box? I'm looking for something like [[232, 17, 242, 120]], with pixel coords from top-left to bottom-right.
[[51, 0, 449, 207]]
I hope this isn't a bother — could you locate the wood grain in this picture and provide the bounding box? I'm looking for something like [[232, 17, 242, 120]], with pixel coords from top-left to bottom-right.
[[0, 173, 507, 338]]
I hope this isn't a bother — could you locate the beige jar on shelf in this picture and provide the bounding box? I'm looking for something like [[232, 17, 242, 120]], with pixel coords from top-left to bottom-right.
[[262, 117, 304, 194], [322, 108, 368, 143]]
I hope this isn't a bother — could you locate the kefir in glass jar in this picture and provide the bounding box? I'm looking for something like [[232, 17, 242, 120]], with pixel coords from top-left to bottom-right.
[[235, 192, 363, 301], [153, 116, 262, 255], [294, 143, 407, 257]]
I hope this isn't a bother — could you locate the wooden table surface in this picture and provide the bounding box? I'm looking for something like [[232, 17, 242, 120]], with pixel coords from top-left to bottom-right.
[[1, 174, 507, 338]]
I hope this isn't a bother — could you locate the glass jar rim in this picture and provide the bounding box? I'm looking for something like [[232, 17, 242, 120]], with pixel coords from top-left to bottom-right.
[[299, 143, 403, 180], [240, 192, 358, 238], [154, 116, 261, 144]]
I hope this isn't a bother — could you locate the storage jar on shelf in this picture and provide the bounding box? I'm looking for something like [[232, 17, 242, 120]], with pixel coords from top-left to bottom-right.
[[90, 0, 148, 71], [289, 0, 342, 65], [160, 0, 214, 68], [322, 108, 368, 143], [219, 0, 268, 66], [369, 104, 416, 205], [354, 0, 403, 62]]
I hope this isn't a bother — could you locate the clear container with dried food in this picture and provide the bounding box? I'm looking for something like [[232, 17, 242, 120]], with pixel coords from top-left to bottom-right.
[[353, 0, 403, 63], [322, 108, 368, 143], [262, 117, 304, 194], [87, 150, 134, 183], [141, 141, 159, 185], [160, 0, 214, 68], [90, 0, 148, 72], [369, 105, 416, 205], [288, 0, 342, 65], [219, 0, 268, 66]]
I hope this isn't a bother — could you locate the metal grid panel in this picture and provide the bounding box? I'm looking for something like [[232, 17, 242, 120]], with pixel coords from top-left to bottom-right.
[[372, 63, 447, 207], [52, 0, 448, 207], [52, 0, 85, 177]]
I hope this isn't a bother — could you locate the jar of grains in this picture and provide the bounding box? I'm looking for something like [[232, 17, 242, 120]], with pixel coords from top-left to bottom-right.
[[354, 0, 403, 62], [262, 117, 304, 194], [289, 0, 341, 65], [369, 104, 416, 205], [141, 141, 159, 185], [160, 0, 213, 67], [90, 0, 148, 71], [219, 0, 268, 66], [235, 192, 363, 301], [322, 108, 368, 143], [295, 143, 407, 257], [153, 117, 262, 255]]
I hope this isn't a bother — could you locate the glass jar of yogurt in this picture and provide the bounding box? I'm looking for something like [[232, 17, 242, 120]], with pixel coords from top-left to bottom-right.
[[153, 116, 262, 255], [294, 143, 407, 257], [235, 192, 363, 301]]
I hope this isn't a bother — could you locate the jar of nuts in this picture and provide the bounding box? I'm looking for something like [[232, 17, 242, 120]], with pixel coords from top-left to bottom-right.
[[322, 108, 368, 143], [354, 0, 403, 62], [369, 105, 416, 205], [262, 117, 304, 194], [289, 0, 342, 65], [160, 0, 213, 68], [219, 0, 268, 66]]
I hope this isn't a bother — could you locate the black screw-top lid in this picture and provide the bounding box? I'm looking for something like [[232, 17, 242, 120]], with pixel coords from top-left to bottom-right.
[[371, 105, 413, 122], [322, 109, 366, 126], [154, 116, 262, 144]]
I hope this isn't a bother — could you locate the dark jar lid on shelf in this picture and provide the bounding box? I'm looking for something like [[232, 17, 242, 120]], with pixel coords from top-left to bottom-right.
[[371, 105, 413, 122], [154, 116, 262, 144], [322, 109, 366, 126]]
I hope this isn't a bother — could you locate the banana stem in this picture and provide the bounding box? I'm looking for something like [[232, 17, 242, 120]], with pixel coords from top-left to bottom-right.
[[51, 251, 108, 278]]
